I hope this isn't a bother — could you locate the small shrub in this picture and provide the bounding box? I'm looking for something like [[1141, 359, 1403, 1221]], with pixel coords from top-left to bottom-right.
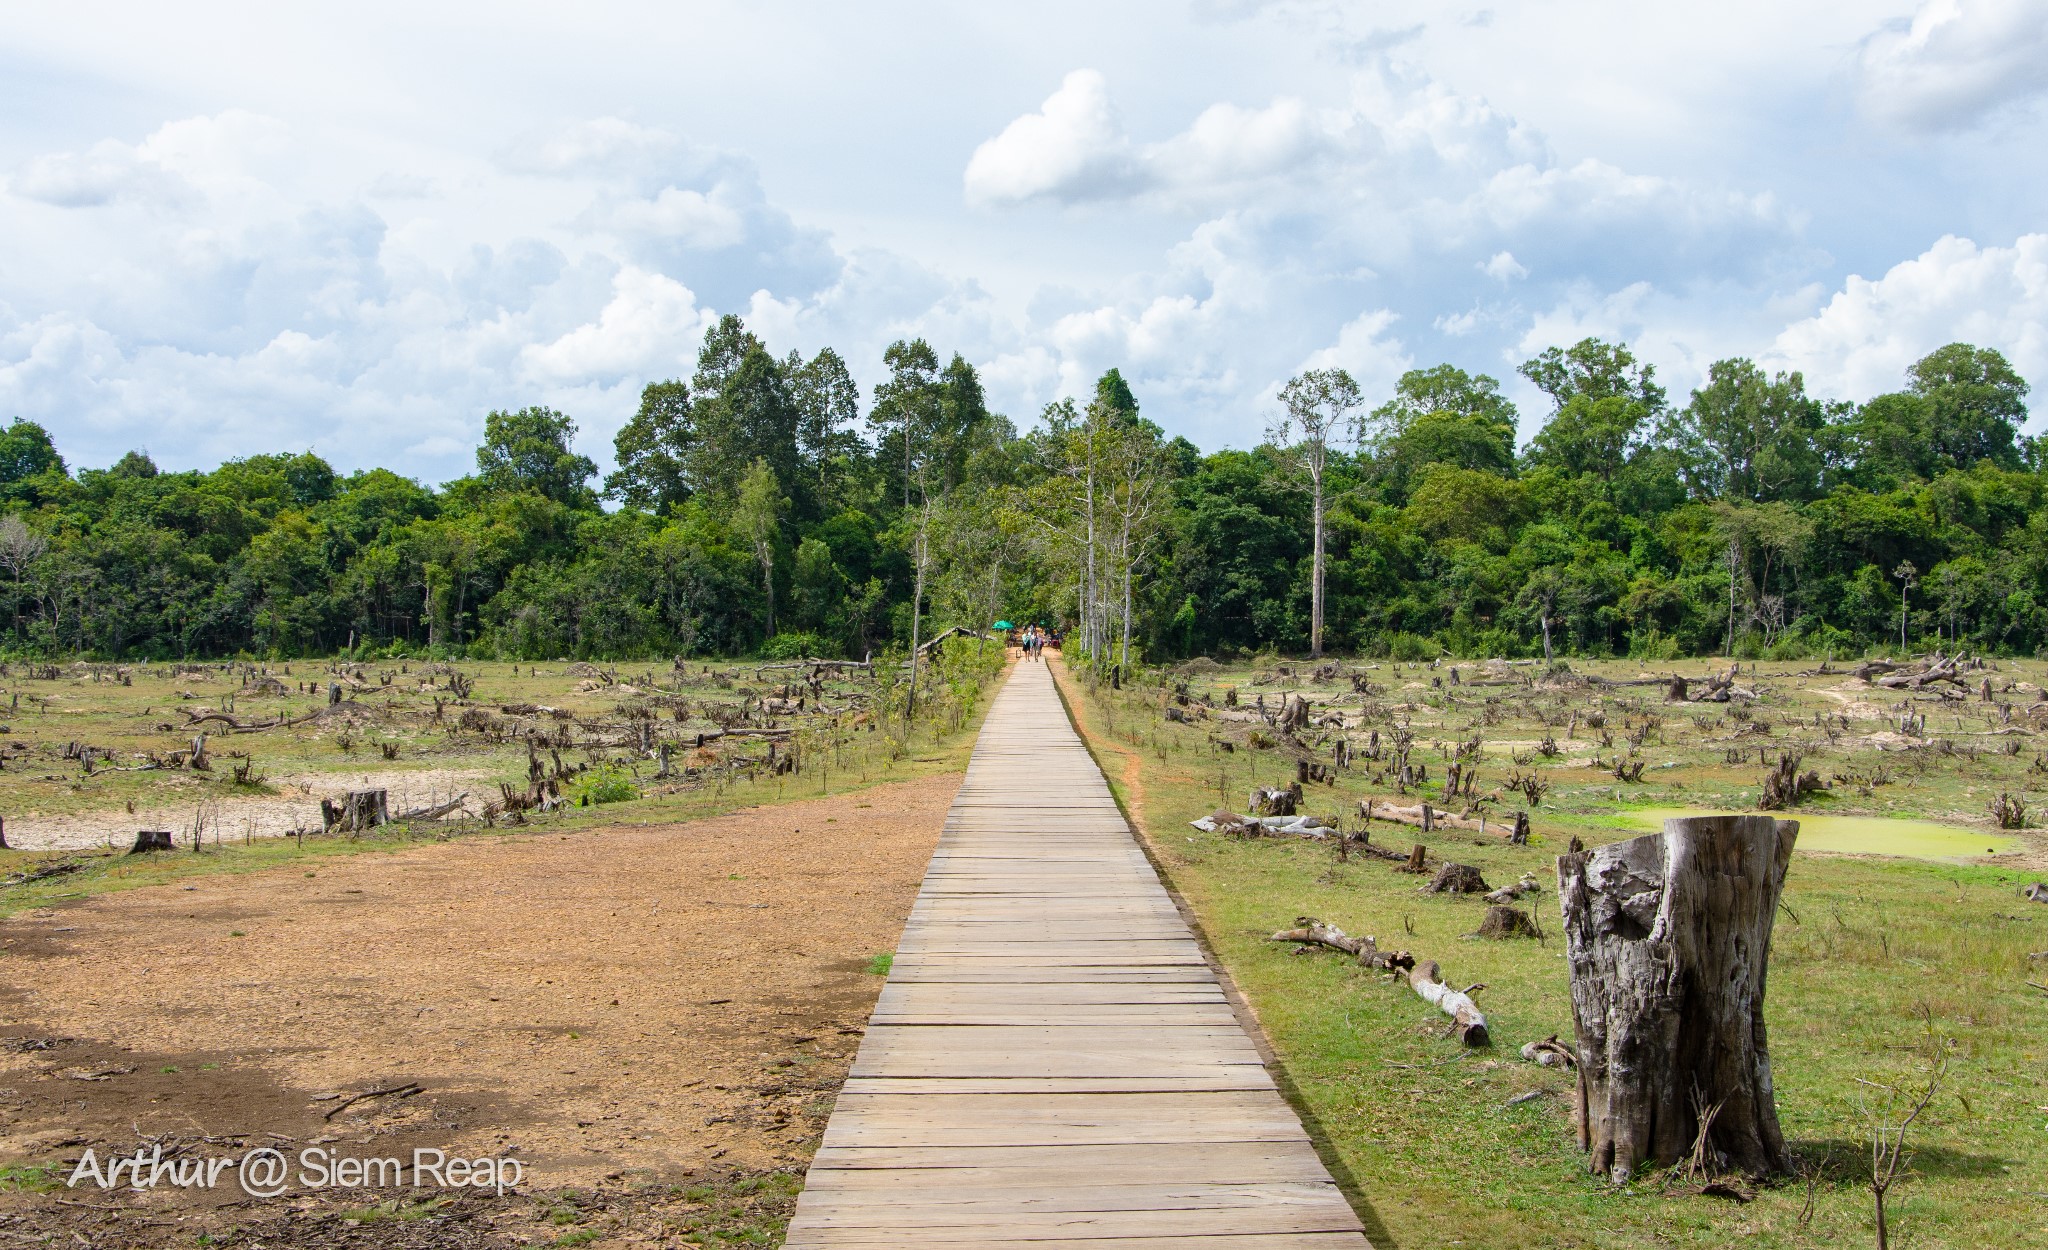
[[568, 765, 639, 807], [760, 631, 838, 661], [865, 952, 894, 976], [1387, 632, 1437, 663]]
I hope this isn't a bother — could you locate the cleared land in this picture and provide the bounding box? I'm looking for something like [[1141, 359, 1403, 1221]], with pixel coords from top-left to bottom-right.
[[0, 650, 1002, 1248], [1053, 653, 2048, 1250]]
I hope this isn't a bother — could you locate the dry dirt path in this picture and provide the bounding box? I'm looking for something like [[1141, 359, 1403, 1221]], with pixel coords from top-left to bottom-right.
[[0, 774, 958, 1227], [783, 659, 1370, 1249]]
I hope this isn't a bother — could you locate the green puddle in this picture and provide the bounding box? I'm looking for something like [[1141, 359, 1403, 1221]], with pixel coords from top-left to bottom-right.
[[1608, 807, 2021, 861]]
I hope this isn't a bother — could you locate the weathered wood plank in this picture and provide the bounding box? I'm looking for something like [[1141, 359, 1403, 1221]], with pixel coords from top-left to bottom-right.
[[786, 661, 1370, 1247]]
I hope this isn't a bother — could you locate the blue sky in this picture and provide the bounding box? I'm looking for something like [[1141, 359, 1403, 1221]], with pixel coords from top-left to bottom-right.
[[2, 0, 2045, 481]]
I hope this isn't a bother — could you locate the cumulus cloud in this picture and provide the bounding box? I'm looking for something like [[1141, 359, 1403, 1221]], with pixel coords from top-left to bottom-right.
[[965, 63, 1793, 284], [1299, 309, 1412, 396], [1480, 250, 1527, 281], [1857, 0, 2048, 131], [963, 70, 1144, 207], [520, 267, 715, 384], [1769, 233, 2048, 411]]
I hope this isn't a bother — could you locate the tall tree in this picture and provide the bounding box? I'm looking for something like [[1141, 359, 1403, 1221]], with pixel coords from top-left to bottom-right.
[[788, 347, 863, 514], [0, 419, 65, 487], [1367, 365, 1518, 496], [606, 380, 695, 513], [870, 339, 943, 512], [1664, 361, 1828, 503], [1517, 337, 1666, 412], [1273, 367, 1364, 658], [735, 458, 786, 637], [475, 407, 598, 506]]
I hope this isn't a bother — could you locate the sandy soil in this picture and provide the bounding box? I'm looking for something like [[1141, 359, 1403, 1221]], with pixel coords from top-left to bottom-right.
[[0, 773, 955, 1243], [7, 765, 495, 852]]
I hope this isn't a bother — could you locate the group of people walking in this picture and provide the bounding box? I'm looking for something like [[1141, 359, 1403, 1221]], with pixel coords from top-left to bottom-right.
[[1015, 625, 1054, 661]]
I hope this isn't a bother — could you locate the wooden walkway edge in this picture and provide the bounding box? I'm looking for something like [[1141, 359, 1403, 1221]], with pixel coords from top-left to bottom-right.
[[784, 660, 1371, 1248]]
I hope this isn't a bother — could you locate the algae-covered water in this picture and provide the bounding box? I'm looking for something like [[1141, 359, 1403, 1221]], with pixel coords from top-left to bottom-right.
[[1609, 807, 2021, 861]]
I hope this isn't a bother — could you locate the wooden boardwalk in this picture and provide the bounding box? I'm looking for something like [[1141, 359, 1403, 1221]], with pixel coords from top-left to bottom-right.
[[784, 660, 1371, 1248]]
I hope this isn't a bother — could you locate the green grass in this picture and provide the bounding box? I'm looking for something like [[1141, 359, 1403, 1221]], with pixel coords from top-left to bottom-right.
[[1057, 656, 2048, 1250], [865, 952, 894, 976], [668, 1169, 804, 1246], [0, 1164, 61, 1193]]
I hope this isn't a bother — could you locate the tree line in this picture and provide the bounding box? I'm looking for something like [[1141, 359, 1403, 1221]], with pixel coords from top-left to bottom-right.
[[0, 323, 2042, 664]]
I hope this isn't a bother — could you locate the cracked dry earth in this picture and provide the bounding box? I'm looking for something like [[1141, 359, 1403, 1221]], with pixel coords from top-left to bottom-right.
[[0, 774, 957, 1246]]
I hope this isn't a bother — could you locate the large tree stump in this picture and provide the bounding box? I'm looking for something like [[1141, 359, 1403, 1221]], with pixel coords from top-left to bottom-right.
[[321, 790, 389, 835], [1557, 814, 1797, 1182], [129, 829, 175, 854]]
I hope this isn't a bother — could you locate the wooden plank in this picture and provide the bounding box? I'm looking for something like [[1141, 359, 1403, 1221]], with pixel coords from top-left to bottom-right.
[[786, 661, 1371, 1247]]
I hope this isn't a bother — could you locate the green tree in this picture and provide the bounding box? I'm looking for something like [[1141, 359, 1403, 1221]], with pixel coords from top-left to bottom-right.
[[788, 347, 863, 513], [870, 339, 943, 511], [606, 379, 695, 513], [735, 458, 787, 637], [1517, 337, 1666, 412], [1665, 360, 1828, 502], [1367, 365, 1518, 496], [0, 419, 65, 485], [475, 407, 598, 506]]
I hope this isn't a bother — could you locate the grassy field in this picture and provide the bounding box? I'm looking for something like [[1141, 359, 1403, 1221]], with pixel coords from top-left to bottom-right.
[[1053, 653, 2048, 1250], [0, 643, 1005, 920]]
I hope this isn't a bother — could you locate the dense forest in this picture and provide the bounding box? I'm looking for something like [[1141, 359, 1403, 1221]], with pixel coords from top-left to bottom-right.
[[1, 320, 2043, 664]]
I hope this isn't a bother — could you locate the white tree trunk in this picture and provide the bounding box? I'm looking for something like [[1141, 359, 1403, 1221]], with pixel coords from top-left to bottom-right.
[[1310, 476, 1326, 658]]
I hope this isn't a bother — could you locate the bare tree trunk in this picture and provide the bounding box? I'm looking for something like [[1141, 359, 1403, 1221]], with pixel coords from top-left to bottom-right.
[[906, 514, 928, 727], [1726, 537, 1739, 656], [1557, 814, 1798, 1182], [1084, 465, 1097, 658], [1310, 477, 1326, 658], [1121, 543, 1134, 671]]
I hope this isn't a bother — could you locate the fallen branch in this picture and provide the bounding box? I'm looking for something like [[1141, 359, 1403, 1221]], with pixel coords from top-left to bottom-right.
[[1521, 1035, 1577, 1068], [1267, 916, 1414, 971], [322, 1081, 423, 1120]]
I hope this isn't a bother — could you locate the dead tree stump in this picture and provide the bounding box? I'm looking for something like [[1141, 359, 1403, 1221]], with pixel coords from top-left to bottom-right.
[[1474, 904, 1539, 939], [321, 790, 389, 835], [1557, 814, 1798, 1182], [129, 829, 175, 854], [1424, 862, 1489, 894]]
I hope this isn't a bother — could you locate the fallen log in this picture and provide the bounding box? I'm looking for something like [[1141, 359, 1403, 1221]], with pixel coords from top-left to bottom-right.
[[394, 793, 468, 822], [181, 707, 326, 734], [1410, 959, 1489, 1046], [1356, 798, 1493, 835]]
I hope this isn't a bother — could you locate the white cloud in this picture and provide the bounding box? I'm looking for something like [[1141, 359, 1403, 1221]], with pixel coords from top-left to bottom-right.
[[964, 70, 1143, 207], [498, 117, 679, 179], [1768, 233, 2048, 410], [1479, 250, 1527, 281], [1299, 309, 1412, 397], [1857, 0, 2048, 131], [1435, 309, 1480, 336], [520, 267, 715, 383]]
